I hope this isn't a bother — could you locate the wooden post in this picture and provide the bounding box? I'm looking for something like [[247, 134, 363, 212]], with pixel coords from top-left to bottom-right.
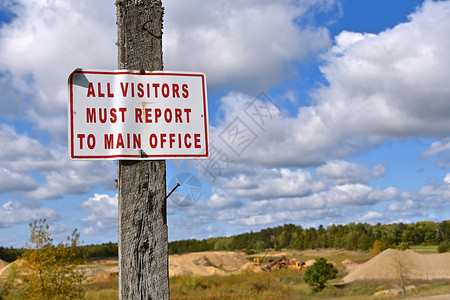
[[116, 1, 169, 299]]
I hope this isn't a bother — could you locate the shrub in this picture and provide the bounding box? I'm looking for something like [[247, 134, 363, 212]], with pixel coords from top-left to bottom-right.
[[303, 257, 338, 292], [438, 241, 449, 253], [244, 248, 256, 255], [395, 242, 410, 251], [5, 219, 87, 299], [370, 239, 386, 254]]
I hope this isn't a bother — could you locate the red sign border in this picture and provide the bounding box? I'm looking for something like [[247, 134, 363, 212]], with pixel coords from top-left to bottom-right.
[[68, 69, 209, 160]]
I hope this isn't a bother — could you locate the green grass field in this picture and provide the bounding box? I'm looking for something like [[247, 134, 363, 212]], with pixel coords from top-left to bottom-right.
[[83, 267, 450, 300], [410, 245, 438, 254], [84, 280, 118, 300]]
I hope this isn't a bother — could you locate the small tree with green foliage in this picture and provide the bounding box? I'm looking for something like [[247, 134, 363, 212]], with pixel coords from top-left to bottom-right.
[[438, 241, 449, 253], [395, 242, 410, 251], [6, 219, 87, 299], [370, 239, 386, 254], [303, 257, 338, 292]]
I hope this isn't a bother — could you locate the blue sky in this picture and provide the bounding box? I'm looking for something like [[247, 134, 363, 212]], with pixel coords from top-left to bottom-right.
[[0, 0, 449, 247]]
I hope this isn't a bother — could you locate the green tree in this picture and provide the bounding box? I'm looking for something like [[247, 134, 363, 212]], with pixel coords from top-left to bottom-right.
[[303, 257, 338, 292], [370, 239, 386, 255], [8, 219, 87, 299], [395, 241, 410, 251], [438, 241, 449, 253]]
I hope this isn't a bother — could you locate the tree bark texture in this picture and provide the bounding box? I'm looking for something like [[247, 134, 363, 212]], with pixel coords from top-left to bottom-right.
[[116, 1, 168, 299]]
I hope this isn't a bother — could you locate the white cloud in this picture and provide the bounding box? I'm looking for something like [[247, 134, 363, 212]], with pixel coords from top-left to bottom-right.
[[174, 0, 450, 236], [0, 200, 59, 227], [25, 160, 116, 199], [444, 173, 450, 184], [385, 172, 450, 218], [0, 0, 116, 141], [208, 0, 450, 168], [368, 187, 401, 201], [0, 124, 116, 199], [0, 168, 38, 193], [229, 214, 275, 227], [0, 124, 53, 170], [359, 211, 384, 223], [164, 0, 333, 92], [81, 193, 117, 235], [216, 167, 324, 200], [258, 183, 380, 213], [0, 0, 448, 243], [316, 160, 386, 184], [422, 139, 450, 158], [388, 199, 422, 212], [417, 180, 450, 204], [313, 0, 450, 137], [207, 188, 242, 210], [197, 180, 392, 230], [0, 73, 29, 117]]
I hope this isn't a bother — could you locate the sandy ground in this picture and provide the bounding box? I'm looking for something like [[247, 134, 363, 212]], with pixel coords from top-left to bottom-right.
[[169, 251, 257, 277], [0, 259, 8, 270], [2, 248, 449, 286], [409, 294, 450, 300], [342, 248, 450, 283]]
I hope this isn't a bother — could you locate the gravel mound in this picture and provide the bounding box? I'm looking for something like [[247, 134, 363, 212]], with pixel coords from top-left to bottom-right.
[[169, 251, 253, 277], [342, 249, 450, 283]]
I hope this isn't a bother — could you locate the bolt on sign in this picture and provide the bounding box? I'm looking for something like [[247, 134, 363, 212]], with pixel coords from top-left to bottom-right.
[[68, 69, 209, 160]]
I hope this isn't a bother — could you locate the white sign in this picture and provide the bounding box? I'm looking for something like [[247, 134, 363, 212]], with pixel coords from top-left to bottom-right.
[[68, 69, 209, 160]]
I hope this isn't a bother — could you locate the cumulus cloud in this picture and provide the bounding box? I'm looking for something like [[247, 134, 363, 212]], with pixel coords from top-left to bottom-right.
[[422, 139, 450, 168], [313, 0, 450, 136], [385, 172, 450, 219], [444, 173, 450, 184], [207, 188, 242, 210], [0, 168, 38, 193], [195, 180, 398, 230], [417, 180, 450, 204], [0, 200, 59, 227], [359, 211, 384, 223], [25, 159, 116, 199], [0, 0, 116, 140], [316, 160, 386, 184], [0, 124, 53, 171], [164, 0, 333, 92], [277, 183, 375, 209], [388, 199, 422, 212], [368, 186, 402, 201], [422, 139, 450, 158], [208, 0, 450, 168], [81, 193, 118, 235], [1, 0, 448, 243], [0, 124, 116, 199], [216, 167, 325, 200]]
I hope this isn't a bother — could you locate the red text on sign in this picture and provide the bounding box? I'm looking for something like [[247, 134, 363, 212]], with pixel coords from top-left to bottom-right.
[[86, 107, 127, 123], [86, 81, 189, 99], [135, 108, 191, 123], [104, 133, 141, 149], [77, 134, 96, 149], [148, 133, 201, 149], [87, 82, 114, 98]]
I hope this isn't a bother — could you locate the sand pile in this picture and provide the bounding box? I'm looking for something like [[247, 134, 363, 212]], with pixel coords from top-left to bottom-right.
[[0, 259, 8, 270], [305, 259, 316, 267], [342, 249, 450, 283], [0, 263, 9, 277], [0, 259, 25, 277], [169, 251, 253, 277]]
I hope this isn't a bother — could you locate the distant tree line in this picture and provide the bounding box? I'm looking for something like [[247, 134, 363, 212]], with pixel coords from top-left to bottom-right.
[[168, 220, 450, 254], [0, 242, 118, 263], [1, 220, 449, 261]]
